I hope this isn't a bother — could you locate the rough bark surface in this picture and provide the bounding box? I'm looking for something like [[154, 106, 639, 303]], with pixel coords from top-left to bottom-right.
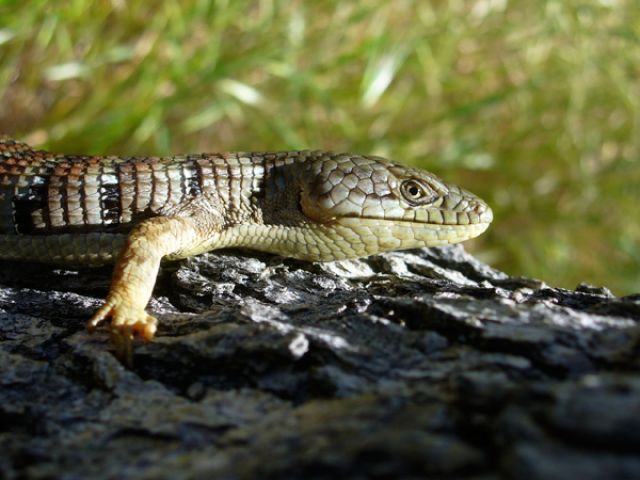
[[1, 245, 639, 479]]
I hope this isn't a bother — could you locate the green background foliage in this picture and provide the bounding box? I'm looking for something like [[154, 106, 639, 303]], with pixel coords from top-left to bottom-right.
[[1, 0, 638, 294]]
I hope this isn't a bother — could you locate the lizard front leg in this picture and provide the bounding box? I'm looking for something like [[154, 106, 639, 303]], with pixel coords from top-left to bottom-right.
[[87, 215, 209, 362]]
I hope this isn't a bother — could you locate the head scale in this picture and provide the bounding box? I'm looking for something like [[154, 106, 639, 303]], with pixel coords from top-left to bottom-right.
[[300, 154, 493, 232]]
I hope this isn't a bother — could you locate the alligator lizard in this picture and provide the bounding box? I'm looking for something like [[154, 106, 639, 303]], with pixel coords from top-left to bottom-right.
[[0, 137, 493, 359]]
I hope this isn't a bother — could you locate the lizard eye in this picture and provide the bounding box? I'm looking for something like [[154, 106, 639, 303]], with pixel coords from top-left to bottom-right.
[[400, 179, 437, 205]]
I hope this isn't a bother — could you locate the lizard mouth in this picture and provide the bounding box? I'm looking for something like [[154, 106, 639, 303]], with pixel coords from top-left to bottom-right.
[[335, 205, 493, 227], [333, 216, 492, 243]]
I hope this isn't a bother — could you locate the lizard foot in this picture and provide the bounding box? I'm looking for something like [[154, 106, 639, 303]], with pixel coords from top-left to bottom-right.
[[87, 299, 158, 365]]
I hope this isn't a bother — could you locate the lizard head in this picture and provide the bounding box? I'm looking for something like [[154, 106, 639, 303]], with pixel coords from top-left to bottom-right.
[[297, 153, 492, 259]]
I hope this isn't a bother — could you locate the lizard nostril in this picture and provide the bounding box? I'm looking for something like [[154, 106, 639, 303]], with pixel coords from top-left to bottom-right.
[[468, 201, 493, 224], [474, 203, 493, 223], [473, 203, 485, 214]]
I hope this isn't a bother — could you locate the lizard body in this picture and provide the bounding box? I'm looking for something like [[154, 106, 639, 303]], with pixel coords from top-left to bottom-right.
[[0, 138, 492, 358]]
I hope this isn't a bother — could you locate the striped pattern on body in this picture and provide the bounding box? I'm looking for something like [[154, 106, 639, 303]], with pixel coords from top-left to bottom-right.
[[0, 138, 318, 236], [0, 139, 336, 264]]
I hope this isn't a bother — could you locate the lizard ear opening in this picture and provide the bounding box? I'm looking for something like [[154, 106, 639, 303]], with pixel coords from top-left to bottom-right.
[[298, 184, 336, 224]]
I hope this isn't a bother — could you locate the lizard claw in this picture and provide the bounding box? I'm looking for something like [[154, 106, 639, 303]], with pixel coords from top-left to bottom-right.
[[87, 301, 114, 333], [87, 299, 158, 364]]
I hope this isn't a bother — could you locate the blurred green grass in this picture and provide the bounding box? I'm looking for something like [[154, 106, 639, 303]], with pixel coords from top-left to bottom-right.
[[1, 0, 638, 294]]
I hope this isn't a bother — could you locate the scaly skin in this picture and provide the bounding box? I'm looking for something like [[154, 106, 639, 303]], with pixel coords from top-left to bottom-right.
[[0, 138, 493, 361]]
